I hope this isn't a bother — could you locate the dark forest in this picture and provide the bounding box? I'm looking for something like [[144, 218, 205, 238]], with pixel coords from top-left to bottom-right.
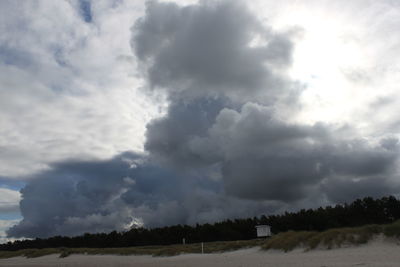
[[2, 196, 400, 251]]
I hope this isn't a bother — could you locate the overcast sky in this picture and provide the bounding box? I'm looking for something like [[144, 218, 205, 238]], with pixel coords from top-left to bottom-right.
[[1, 0, 400, 242]]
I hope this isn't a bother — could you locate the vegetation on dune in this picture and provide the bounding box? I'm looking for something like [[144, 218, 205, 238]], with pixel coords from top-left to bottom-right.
[[262, 231, 317, 252], [383, 220, 400, 237], [1, 221, 400, 259], [2, 196, 400, 255], [262, 222, 396, 252], [0, 239, 265, 259]]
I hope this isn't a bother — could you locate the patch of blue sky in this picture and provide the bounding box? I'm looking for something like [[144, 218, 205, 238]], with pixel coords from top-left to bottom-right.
[[0, 178, 25, 192], [79, 0, 92, 23], [0, 212, 21, 221], [0, 45, 34, 68]]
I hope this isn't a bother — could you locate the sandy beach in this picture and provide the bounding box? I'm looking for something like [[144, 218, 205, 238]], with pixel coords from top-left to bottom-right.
[[1, 238, 399, 267]]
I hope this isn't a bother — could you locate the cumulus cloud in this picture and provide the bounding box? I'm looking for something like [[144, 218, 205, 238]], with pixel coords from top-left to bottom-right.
[[7, 152, 277, 238], [145, 97, 230, 167], [132, 0, 297, 103], [210, 104, 399, 201], [0, 0, 157, 177], [0, 188, 20, 213], [146, 98, 399, 202], [133, 0, 400, 204], [321, 176, 400, 204], [137, 0, 301, 167], [5, 0, 400, 239], [0, 219, 20, 244]]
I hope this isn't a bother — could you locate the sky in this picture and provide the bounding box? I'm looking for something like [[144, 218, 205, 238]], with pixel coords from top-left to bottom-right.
[[1, 0, 400, 242]]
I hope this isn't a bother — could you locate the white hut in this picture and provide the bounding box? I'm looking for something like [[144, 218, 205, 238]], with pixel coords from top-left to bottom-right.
[[255, 225, 271, 237]]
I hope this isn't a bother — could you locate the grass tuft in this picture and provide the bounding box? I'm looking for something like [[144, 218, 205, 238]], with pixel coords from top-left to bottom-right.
[[262, 231, 317, 252], [383, 220, 400, 237]]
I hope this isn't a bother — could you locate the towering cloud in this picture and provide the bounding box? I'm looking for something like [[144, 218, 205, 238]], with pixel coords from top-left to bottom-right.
[[8, 152, 275, 238], [132, 0, 295, 103], [134, 0, 300, 167], [6, 0, 400, 238], [132, 0, 399, 203]]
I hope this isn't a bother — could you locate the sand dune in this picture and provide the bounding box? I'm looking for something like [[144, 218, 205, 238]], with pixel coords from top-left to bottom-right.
[[1, 238, 399, 267]]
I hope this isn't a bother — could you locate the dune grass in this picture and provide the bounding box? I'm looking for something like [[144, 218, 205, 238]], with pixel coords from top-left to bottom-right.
[[2, 220, 400, 259], [0, 248, 63, 259], [383, 220, 400, 237], [262, 222, 394, 252], [0, 239, 265, 259]]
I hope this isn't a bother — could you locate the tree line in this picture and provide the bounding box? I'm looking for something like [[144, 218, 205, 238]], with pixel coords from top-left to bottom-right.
[[2, 196, 400, 250]]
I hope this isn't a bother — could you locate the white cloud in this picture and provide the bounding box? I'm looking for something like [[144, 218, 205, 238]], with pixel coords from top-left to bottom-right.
[[0, 188, 20, 213], [0, 219, 21, 244], [0, 0, 162, 178], [250, 0, 400, 137], [1, 0, 400, 238], [1, 0, 397, 179]]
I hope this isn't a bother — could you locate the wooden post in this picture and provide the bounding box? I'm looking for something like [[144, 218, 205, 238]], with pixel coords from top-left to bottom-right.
[[201, 242, 204, 254]]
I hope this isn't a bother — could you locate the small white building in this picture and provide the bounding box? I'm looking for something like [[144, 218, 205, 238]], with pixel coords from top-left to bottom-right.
[[255, 225, 271, 238]]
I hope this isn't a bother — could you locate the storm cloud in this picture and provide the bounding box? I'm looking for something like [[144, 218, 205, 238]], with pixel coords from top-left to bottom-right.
[[6, 0, 400, 239], [133, 0, 400, 203], [8, 152, 276, 238], [132, 0, 296, 103]]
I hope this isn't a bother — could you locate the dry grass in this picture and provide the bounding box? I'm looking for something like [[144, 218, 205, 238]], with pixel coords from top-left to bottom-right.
[[0, 248, 62, 259], [0, 239, 265, 259], [262, 223, 388, 252], [2, 221, 400, 259], [383, 220, 400, 237], [262, 231, 317, 252]]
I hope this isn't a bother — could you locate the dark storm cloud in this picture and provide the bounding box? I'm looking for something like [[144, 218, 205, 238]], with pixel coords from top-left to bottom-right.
[[145, 97, 231, 167], [8, 0, 400, 239], [131, 0, 400, 205], [380, 137, 399, 151], [8, 152, 140, 237], [321, 176, 400, 204], [7, 152, 275, 238], [143, 83, 399, 203], [132, 0, 295, 102], [134, 0, 303, 171], [187, 103, 399, 202]]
